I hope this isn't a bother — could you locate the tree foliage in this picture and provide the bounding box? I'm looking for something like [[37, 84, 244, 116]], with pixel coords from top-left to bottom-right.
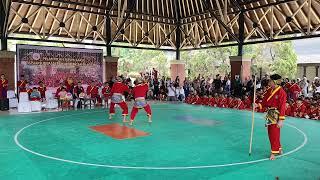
[[113, 48, 169, 77], [245, 41, 297, 79], [113, 41, 297, 79]]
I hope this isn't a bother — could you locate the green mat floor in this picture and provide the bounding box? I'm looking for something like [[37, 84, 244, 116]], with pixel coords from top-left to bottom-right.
[[0, 103, 319, 180]]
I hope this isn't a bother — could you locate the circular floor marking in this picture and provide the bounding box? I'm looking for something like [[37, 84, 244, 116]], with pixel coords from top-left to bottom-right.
[[14, 109, 308, 170]]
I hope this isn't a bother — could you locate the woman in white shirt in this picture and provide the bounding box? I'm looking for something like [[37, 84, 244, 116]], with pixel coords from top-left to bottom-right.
[[167, 84, 176, 101], [176, 86, 185, 101]]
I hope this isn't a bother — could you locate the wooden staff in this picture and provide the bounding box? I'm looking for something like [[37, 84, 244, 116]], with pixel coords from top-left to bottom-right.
[[249, 75, 257, 156]]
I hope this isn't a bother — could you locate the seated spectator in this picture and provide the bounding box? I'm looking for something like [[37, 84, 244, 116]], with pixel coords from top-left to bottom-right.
[[30, 87, 41, 101], [292, 98, 307, 118], [243, 95, 252, 109], [87, 81, 100, 105], [234, 97, 245, 110], [176, 86, 185, 101], [58, 87, 68, 100], [306, 103, 318, 120], [208, 95, 216, 107], [285, 102, 293, 116]]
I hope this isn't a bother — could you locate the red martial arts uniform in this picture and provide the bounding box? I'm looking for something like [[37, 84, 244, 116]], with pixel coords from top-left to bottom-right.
[[202, 97, 209, 106], [194, 96, 202, 105], [17, 80, 27, 93], [292, 103, 307, 118], [185, 96, 193, 104], [258, 86, 287, 154], [285, 104, 293, 117], [109, 82, 129, 115], [38, 85, 46, 99], [0, 79, 8, 99], [307, 107, 318, 119], [102, 86, 111, 99], [65, 81, 74, 93], [225, 97, 232, 108], [130, 83, 152, 121], [208, 97, 216, 107], [289, 83, 301, 101], [87, 85, 99, 98], [55, 87, 63, 98], [235, 99, 245, 110], [243, 98, 252, 110], [218, 97, 227, 108]]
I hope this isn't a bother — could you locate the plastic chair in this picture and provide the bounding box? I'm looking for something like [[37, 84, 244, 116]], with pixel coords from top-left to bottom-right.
[[31, 101, 42, 112], [19, 92, 29, 102], [18, 102, 32, 112], [9, 98, 18, 108], [7, 90, 16, 99]]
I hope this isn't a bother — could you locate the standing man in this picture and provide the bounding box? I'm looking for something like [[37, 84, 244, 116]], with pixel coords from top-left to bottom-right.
[[86, 81, 100, 105], [17, 75, 27, 93], [289, 80, 301, 101], [129, 78, 152, 125], [109, 77, 129, 122], [38, 81, 47, 100], [102, 82, 111, 108], [74, 81, 85, 108], [257, 74, 287, 160], [0, 74, 8, 99]]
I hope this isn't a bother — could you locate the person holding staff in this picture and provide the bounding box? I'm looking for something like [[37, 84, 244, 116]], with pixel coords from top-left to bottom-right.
[[256, 74, 287, 160]]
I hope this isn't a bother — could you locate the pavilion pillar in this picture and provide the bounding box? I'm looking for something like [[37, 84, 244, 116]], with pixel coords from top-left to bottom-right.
[[170, 60, 186, 86], [229, 56, 251, 82], [104, 56, 119, 82], [0, 51, 15, 90]]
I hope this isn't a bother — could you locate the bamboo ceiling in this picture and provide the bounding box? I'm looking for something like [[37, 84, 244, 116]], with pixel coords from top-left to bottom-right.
[[5, 0, 320, 50]]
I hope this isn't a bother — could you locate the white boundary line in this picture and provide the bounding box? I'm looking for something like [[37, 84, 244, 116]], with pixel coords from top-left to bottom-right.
[[14, 110, 308, 170]]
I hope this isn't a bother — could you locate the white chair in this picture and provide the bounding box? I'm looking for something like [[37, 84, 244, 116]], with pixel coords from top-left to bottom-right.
[[45, 90, 54, 100], [31, 101, 42, 112], [9, 98, 18, 108], [18, 102, 32, 113], [19, 92, 29, 102], [7, 90, 16, 99], [46, 99, 58, 109]]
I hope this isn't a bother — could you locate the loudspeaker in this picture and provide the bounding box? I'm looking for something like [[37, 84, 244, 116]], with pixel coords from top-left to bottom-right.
[[0, 99, 9, 111]]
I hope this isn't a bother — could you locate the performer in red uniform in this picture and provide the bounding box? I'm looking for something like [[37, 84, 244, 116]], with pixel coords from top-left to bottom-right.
[[17, 75, 27, 93], [257, 74, 287, 160], [65, 77, 74, 93], [38, 81, 46, 100], [202, 96, 209, 106], [306, 103, 318, 120], [208, 96, 216, 107], [0, 74, 8, 99], [87, 81, 100, 104], [289, 80, 301, 101], [234, 97, 245, 110], [129, 78, 152, 125], [102, 82, 111, 108], [243, 95, 252, 109], [109, 77, 129, 122], [285, 102, 293, 116], [292, 98, 307, 118]]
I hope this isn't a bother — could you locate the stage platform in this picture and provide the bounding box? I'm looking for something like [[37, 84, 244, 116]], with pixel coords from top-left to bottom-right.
[[0, 103, 319, 180]]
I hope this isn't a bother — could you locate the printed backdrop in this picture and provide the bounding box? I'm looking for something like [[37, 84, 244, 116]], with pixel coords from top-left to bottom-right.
[[17, 45, 103, 88]]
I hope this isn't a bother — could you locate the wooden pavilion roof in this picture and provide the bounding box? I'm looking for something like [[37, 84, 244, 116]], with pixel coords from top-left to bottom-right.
[[4, 0, 320, 50]]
